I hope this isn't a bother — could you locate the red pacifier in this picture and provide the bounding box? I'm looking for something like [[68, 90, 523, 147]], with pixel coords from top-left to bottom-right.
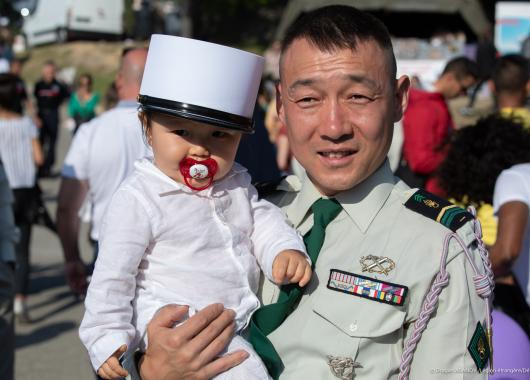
[[179, 157, 218, 191]]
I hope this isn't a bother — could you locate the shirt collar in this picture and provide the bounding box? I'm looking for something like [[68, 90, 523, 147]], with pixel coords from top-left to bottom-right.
[[135, 158, 247, 196], [116, 100, 139, 109], [286, 160, 395, 233]]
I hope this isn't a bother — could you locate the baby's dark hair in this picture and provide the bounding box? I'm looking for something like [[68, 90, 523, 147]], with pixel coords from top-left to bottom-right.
[[438, 114, 530, 205]]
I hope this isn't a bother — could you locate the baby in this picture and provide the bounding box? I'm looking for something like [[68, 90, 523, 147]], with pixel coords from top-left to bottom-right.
[[79, 35, 310, 380]]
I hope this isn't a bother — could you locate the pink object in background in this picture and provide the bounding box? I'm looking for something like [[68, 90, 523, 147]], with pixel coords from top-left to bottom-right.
[[491, 310, 530, 379]]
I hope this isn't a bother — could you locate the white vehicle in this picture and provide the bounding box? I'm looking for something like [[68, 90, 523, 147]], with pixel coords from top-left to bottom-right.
[[15, 0, 124, 47]]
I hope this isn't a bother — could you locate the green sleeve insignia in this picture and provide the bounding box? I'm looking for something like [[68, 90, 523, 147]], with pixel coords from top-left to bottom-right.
[[404, 189, 474, 232], [467, 321, 491, 372]]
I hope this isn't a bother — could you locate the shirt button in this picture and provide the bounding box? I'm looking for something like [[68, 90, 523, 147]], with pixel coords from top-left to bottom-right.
[[349, 323, 358, 332]]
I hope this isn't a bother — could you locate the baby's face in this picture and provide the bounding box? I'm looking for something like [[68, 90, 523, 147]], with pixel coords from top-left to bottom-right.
[[148, 113, 241, 189]]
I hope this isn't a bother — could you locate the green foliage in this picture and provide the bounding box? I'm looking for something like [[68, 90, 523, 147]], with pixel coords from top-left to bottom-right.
[[189, 0, 287, 49]]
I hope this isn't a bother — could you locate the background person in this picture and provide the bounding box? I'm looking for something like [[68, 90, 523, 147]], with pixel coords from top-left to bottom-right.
[[399, 56, 479, 194], [491, 163, 530, 338], [0, 73, 43, 323], [33, 60, 69, 177], [490, 54, 530, 127], [0, 160, 17, 380], [437, 114, 530, 337], [56, 48, 151, 297], [67, 73, 101, 133]]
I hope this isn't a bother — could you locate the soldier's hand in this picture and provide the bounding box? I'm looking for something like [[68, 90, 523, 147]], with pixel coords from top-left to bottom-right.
[[97, 344, 128, 379], [139, 304, 249, 380], [273, 250, 312, 286]]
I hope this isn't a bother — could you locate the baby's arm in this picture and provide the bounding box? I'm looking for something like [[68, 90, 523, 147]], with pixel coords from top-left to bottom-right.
[[247, 182, 309, 281], [79, 188, 152, 372]]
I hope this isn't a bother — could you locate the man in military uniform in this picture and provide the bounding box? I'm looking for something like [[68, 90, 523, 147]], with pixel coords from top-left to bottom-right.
[[131, 5, 493, 380]]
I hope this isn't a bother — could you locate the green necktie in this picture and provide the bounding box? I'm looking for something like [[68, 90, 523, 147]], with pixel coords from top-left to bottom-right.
[[248, 198, 343, 379]]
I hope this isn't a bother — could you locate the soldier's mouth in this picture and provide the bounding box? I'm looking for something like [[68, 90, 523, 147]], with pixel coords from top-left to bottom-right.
[[318, 150, 355, 158]]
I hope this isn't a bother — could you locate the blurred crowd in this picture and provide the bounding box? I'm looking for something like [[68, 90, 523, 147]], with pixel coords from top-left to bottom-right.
[[0, 21, 530, 380]]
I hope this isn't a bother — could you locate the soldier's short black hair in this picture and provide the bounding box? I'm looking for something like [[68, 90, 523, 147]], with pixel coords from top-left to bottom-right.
[[493, 54, 530, 94], [280, 5, 396, 77], [441, 56, 479, 81]]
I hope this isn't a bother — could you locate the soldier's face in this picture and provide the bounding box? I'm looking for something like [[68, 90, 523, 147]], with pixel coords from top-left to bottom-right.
[[277, 38, 409, 195]]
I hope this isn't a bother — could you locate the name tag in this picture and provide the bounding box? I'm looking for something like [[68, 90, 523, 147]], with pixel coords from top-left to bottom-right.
[[327, 269, 408, 306]]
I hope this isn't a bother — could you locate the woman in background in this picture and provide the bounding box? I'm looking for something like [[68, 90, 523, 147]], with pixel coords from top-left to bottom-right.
[[67, 73, 100, 133], [438, 114, 530, 337], [0, 73, 43, 323]]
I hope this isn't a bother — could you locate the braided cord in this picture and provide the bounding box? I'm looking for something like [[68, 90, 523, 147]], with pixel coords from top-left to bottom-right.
[[398, 206, 494, 379]]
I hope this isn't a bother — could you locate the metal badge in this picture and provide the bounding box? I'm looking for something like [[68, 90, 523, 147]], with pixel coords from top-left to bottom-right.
[[360, 255, 395, 275], [326, 355, 362, 380]]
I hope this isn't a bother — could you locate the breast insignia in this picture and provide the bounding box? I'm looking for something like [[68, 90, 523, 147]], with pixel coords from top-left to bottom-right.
[[360, 255, 395, 275], [326, 355, 362, 380]]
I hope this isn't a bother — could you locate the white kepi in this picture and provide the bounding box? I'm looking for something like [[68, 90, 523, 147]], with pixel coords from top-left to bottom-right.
[[138, 34, 264, 133]]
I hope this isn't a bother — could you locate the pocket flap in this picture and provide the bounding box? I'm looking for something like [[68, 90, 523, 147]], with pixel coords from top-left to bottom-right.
[[313, 279, 407, 338]]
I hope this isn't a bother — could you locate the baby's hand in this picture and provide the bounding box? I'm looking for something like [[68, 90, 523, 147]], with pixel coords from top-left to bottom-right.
[[97, 344, 128, 379], [272, 250, 312, 286]]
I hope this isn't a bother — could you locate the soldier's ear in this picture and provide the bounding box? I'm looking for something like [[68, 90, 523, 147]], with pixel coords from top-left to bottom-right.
[[276, 82, 285, 125], [393, 75, 410, 122]]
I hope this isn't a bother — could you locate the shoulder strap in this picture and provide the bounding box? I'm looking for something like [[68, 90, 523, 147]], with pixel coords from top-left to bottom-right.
[[254, 176, 287, 200], [404, 189, 474, 232]]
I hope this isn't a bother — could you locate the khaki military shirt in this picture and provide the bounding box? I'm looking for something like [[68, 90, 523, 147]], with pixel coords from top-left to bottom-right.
[[261, 161, 489, 380]]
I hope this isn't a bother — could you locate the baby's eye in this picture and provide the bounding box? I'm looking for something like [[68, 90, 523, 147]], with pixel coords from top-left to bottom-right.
[[212, 130, 229, 138], [173, 129, 190, 137]]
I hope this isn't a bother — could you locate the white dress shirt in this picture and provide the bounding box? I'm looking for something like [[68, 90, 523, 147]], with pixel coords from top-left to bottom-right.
[[79, 158, 307, 371]]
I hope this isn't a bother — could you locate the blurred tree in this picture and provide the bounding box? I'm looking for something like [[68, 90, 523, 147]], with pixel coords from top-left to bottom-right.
[[124, 0, 135, 38], [2, 0, 23, 30], [188, 0, 286, 50]]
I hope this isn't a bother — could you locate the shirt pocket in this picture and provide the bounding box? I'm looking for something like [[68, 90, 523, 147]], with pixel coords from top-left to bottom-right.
[[312, 285, 406, 339]]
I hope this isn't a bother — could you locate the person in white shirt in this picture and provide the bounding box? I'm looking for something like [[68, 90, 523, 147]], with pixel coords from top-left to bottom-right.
[[0, 73, 43, 323], [56, 48, 151, 296], [79, 35, 309, 380], [492, 163, 530, 317]]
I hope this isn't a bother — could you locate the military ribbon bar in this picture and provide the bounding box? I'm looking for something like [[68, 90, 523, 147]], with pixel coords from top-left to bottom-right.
[[327, 269, 408, 306]]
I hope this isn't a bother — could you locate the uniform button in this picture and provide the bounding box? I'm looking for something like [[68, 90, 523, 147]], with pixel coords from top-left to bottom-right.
[[349, 323, 358, 332]]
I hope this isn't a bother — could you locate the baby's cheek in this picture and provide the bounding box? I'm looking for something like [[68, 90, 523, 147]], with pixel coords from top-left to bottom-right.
[[214, 159, 234, 180]]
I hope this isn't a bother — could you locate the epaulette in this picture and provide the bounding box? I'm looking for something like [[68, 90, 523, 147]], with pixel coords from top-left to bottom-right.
[[404, 189, 474, 232], [254, 176, 287, 199]]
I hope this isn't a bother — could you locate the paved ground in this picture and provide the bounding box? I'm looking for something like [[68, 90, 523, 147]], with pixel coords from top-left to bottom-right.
[[14, 119, 96, 380]]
